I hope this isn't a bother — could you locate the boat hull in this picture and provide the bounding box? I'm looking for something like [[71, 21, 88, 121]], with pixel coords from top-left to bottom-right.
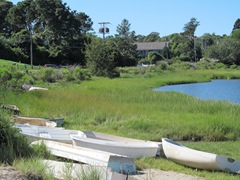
[[162, 138, 240, 173], [11, 115, 64, 127], [71, 135, 159, 158], [16, 125, 80, 144], [32, 140, 137, 175]]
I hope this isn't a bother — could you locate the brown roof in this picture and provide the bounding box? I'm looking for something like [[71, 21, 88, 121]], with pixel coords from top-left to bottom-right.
[[134, 42, 166, 51]]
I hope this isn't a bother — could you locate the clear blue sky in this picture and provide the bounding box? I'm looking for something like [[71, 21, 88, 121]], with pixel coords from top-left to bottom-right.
[[11, 0, 240, 37]]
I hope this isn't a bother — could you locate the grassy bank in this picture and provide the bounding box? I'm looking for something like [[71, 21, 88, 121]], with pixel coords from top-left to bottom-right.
[[1, 68, 240, 179], [5, 69, 240, 141]]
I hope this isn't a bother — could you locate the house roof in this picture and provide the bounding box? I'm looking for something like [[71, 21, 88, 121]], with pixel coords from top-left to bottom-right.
[[134, 42, 166, 51]]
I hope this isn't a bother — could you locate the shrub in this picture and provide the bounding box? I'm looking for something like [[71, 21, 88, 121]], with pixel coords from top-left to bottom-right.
[[0, 112, 33, 164], [73, 67, 91, 81], [42, 68, 56, 83]]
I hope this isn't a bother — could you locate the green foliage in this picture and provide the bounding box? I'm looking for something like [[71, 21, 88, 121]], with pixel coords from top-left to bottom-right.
[[42, 68, 56, 83], [0, 111, 33, 164], [116, 19, 131, 37], [147, 51, 162, 64], [231, 29, 240, 41], [204, 38, 240, 65], [85, 38, 119, 78], [0, 65, 27, 89], [73, 67, 91, 81]]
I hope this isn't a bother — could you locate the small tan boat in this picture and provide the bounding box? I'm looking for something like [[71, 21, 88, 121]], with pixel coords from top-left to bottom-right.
[[11, 115, 57, 127]]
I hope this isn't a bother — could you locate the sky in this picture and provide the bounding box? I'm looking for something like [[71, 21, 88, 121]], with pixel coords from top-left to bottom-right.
[[11, 0, 240, 38]]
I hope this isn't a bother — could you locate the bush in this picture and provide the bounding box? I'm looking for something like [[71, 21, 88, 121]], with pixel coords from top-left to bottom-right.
[[73, 67, 91, 81], [0, 112, 33, 164], [42, 68, 56, 83]]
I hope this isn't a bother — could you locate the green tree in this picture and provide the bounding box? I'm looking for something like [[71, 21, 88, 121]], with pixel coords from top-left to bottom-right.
[[231, 29, 240, 41], [181, 18, 200, 61], [232, 18, 240, 32], [0, 0, 13, 36], [85, 38, 119, 78], [113, 36, 138, 67], [204, 38, 240, 65], [143, 32, 160, 42], [116, 19, 131, 37], [4, 0, 93, 65], [147, 51, 162, 64], [183, 17, 200, 37]]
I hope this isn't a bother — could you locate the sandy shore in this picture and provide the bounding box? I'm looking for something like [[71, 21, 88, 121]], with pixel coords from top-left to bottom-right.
[[42, 160, 203, 180], [0, 160, 203, 180]]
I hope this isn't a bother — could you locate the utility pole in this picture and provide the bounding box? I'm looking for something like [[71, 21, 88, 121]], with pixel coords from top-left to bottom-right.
[[30, 31, 33, 69], [30, 30, 33, 69], [98, 22, 110, 39], [194, 37, 197, 62], [165, 37, 169, 60]]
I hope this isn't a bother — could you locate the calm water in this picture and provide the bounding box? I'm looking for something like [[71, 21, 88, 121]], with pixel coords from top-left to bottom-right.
[[154, 80, 240, 104]]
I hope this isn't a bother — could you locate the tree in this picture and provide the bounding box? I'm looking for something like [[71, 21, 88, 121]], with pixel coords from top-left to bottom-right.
[[85, 38, 119, 78], [113, 36, 138, 66], [147, 51, 162, 64], [116, 19, 131, 37], [183, 17, 200, 37], [232, 29, 240, 41], [204, 38, 240, 65], [181, 18, 200, 61], [4, 0, 93, 65], [143, 32, 160, 42], [0, 0, 13, 36], [232, 18, 240, 32]]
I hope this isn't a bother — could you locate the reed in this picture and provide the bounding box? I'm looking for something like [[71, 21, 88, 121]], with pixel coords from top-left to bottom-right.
[[2, 68, 240, 179]]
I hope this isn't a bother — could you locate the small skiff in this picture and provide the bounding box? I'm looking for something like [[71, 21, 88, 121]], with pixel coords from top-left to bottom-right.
[[11, 115, 64, 127], [162, 138, 240, 173], [80, 131, 162, 156], [71, 134, 159, 158], [32, 140, 137, 175], [16, 125, 81, 144]]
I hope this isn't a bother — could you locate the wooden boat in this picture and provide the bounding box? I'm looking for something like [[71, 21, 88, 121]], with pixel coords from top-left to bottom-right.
[[32, 140, 137, 175], [162, 138, 240, 174], [16, 125, 81, 144], [71, 134, 159, 158], [11, 115, 64, 127]]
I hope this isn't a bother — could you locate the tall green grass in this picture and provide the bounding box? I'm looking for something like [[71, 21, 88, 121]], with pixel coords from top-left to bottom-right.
[[3, 70, 240, 142], [2, 69, 240, 179]]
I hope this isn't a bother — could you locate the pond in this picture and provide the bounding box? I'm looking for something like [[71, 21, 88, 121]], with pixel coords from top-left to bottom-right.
[[153, 79, 240, 105]]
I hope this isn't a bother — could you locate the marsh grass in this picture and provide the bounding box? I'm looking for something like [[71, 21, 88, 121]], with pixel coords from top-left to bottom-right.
[[2, 68, 240, 179], [13, 158, 55, 179]]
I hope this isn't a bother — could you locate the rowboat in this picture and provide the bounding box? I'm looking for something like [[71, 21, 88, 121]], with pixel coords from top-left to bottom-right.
[[71, 134, 159, 158], [29, 86, 48, 91], [32, 140, 137, 175], [162, 138, 240, 173], [0, 104, 20, 115], [81, 131, 162, 156], [11, 115, 64, 127], [16, 125, 81, 144]]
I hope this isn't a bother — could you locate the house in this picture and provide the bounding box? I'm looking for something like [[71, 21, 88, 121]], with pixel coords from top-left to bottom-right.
[[134, 42, 168, 57]]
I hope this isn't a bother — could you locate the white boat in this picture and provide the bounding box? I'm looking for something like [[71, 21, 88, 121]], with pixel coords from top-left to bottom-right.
[[71, 134, 159, 158], [81, 131, 163, 156], [162, 138, 240, 173], [32, 140, 137, 175], [29, 86, 48, 91], [16, 125, 81, 144]]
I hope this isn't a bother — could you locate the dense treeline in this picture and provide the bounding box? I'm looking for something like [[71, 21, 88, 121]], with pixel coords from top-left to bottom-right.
[[1, 0, 240, 78]]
